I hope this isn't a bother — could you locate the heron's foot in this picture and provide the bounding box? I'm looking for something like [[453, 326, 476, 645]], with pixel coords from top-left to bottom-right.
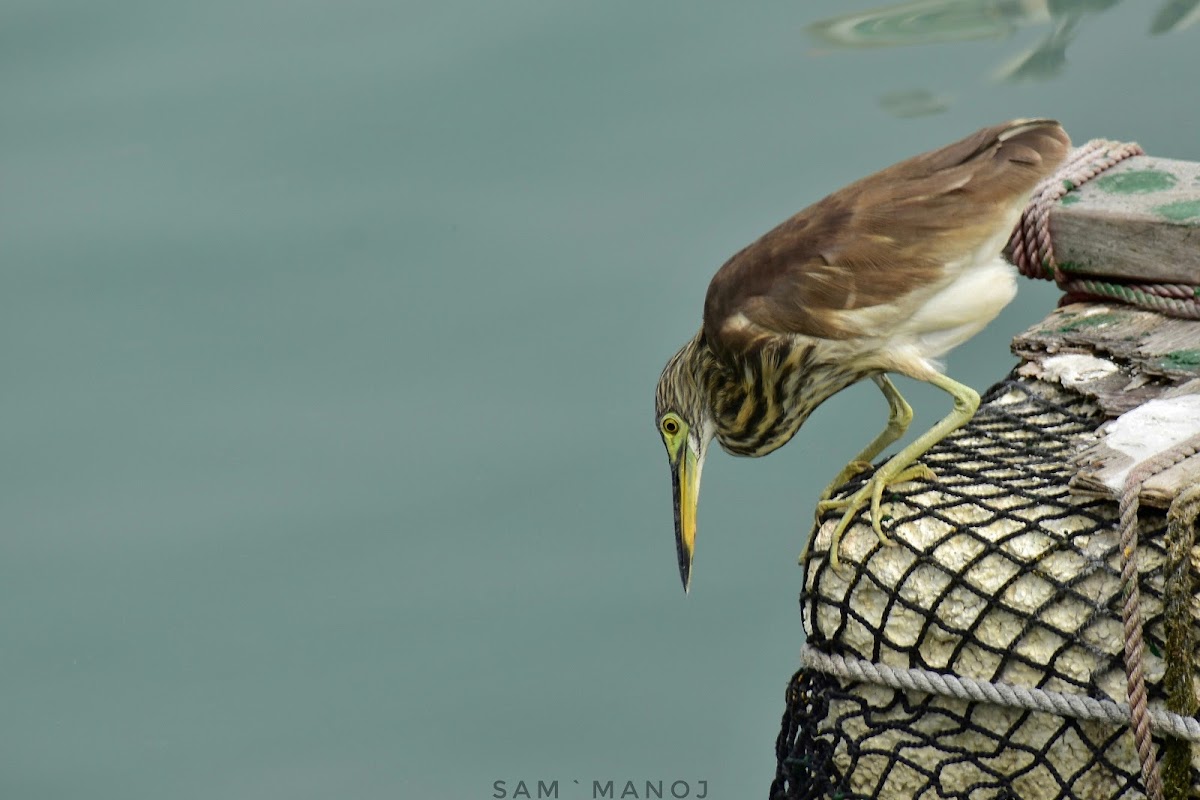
[[813, 460, 874, 523], [816, 463, 936, 569]]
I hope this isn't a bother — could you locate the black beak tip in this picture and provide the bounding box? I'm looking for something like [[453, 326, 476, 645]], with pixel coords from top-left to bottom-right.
[[678, 562, 691, 595]]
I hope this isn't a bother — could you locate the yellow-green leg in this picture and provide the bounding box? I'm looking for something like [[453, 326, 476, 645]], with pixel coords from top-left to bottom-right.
[[815, 375, 914, 516], [819, 372, 979, 570]]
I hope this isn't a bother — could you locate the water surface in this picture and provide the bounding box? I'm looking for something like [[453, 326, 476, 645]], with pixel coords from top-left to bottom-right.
[[5, 1, 1199, 797]]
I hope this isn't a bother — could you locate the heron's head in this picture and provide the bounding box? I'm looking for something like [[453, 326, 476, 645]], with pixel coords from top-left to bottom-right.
[[654, 336, 716, 593]]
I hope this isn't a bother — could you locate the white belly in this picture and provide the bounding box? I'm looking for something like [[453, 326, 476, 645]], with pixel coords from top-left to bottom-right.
[[902, 255, 1018, 359], [794, 252, 1021, 381]]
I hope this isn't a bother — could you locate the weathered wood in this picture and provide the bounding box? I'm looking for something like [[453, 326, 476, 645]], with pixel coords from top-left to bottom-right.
[[1013, 303, 1200, 507], [1050, 155, 1200, 284], [1072, 380, 1200, 508], [1013, 303, 1200, 414]]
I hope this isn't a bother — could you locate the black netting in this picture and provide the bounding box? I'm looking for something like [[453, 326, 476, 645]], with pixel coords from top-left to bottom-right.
[[772, 375, 1195, 800]]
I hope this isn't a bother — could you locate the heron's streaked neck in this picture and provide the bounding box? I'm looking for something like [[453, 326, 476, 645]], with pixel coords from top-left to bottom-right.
[[697, 337, 854, 458]]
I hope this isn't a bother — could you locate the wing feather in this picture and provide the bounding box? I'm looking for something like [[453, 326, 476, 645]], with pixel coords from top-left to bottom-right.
[[702, 119, 1070, 364]]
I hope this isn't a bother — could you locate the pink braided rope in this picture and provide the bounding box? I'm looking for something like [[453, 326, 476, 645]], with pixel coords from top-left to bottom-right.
[[1132, 283, 1200, 300], [1062, 280, 1200, 320]]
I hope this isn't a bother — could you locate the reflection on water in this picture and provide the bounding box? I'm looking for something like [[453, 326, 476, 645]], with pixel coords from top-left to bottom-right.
[[1152, 0, 1200, 34], [991, 11, 1082, 82], [808, 0, 1196, 116], [809, 0, 1049, 48], [879, 88, 953, 117]]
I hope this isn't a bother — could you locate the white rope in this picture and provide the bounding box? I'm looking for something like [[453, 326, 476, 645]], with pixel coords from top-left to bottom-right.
[[799, 645, 1200, 743]]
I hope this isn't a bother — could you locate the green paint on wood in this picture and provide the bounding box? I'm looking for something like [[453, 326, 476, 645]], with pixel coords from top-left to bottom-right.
[[1093, 169, 1177, 195], [1154, 199, 1200, 222], [1059, 193, 1081, 206], [1158, 349, 1200, 371], [1056, 313, 1119, 333]]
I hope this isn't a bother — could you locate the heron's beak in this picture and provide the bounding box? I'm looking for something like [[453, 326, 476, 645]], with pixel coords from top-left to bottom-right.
[[671, 443, 702, 594]]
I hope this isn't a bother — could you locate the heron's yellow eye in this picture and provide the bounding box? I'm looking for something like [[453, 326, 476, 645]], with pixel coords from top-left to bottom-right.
[[661, 417, 680, 436]]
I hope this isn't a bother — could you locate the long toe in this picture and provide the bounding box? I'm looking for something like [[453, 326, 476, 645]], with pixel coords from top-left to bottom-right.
[[894, 464, 936, 484], [865, 463, 935, 540], [822, 463, 935, 565], [827, 486, 873, 568]]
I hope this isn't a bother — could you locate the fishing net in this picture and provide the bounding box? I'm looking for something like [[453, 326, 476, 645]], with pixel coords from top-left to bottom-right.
[[771, 375, 1199, 800]]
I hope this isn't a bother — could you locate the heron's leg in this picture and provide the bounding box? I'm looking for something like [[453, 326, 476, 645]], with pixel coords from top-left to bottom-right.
[[820, 372, 978, 569], [815, 375, 914, 510]]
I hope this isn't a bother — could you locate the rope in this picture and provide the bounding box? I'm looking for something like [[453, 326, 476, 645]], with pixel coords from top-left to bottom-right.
[[1060, 280, 1200, 320], [798, 645, 1200, 743], [1120, 471, 1168, 798], [1007, 139, 1200, 319]]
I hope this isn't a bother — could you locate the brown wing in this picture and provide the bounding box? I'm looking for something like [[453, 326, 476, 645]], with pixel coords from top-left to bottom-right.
[[702, 119, 1070, 363]]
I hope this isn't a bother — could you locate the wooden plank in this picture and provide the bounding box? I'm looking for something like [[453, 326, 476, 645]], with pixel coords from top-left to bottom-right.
[[1012, 303, 1200, 415], [1070, 380, 1200, 508], [1048, 155, 1200, 284]]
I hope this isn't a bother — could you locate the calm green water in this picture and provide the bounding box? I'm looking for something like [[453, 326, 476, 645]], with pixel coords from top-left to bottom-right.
[[5, 2, 1199, 797]]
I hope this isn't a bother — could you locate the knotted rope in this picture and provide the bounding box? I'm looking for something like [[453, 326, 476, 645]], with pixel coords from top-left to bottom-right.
[[1007, 139, 1200, 320]]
